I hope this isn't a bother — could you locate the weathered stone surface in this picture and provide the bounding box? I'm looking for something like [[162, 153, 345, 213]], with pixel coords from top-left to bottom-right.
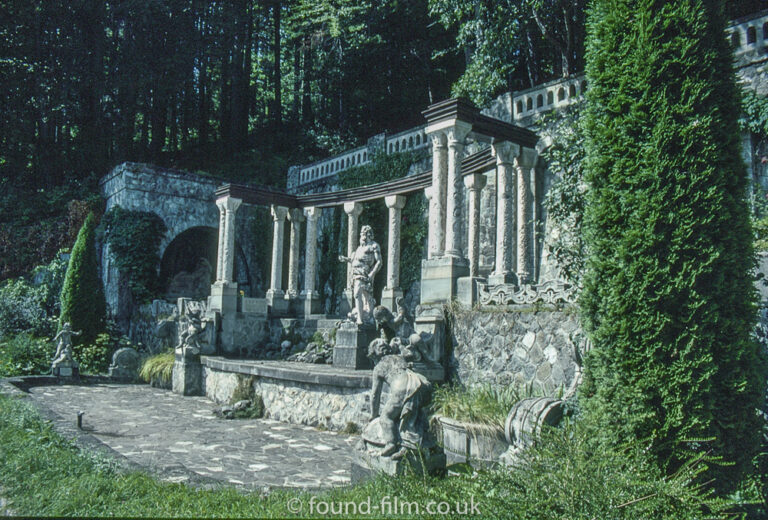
[[449, 308, 584, 393], [108, 347, 140, 381]]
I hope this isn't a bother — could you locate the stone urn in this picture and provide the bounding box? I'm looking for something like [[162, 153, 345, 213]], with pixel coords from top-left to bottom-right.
[[433, 415, 508, 467]]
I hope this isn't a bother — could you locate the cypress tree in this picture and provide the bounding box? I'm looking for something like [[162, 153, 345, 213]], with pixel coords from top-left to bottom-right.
[[59, 212, 106, 347], [580, 0, 767, 488]]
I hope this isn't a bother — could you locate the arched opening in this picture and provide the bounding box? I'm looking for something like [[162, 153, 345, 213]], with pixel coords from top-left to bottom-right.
[[557, 88, 565, 101], [536, 94, 543, 108], [160, 226, 218, 300], [516, 100, 523, 114], [569, 84, 576, 97], [415, 134, 421, 145], [748, 26, 757, 44], [731, 31, 741, 47], [409, 136, 414, 148], [547, 91, 554, 105], [526, 97, 533, 111]]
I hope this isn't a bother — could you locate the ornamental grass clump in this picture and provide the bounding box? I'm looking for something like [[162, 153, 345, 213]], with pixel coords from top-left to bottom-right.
[[139, 352, 174, 386], [580, 0, 768, 492], [430, 383, 523, 430]]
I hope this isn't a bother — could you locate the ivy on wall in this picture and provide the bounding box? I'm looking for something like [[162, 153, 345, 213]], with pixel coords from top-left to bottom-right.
[[98, 207, 167, 303], [740, 89, 768, 251], [316, 150, 428, 311]]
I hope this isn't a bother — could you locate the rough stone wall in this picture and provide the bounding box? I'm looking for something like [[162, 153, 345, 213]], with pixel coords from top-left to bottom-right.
[[449, 307, 585, 395], [202, 367, 370, 430], [127, 300, 177, 354]]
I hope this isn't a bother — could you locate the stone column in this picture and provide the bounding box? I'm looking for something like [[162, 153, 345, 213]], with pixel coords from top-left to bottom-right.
[[426, 131, 447, 257], [215, 203, 226, 282], [424, 187, 436, 260], [463, 174, 486, 278], [215, 196, 242, 284], [344, 202, 363, 289], [444, 122, 472, 258], [267, 205, 288, 308], [381, 195, 406, 310], [301, 207, 322, 315], [490, 141, 520, 285], [516, 148, 538, 284], [285, 208, 304, 300]]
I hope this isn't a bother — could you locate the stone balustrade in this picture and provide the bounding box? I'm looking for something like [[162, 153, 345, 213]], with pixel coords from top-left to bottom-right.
[[385, 127, 430, 154], [298, 145, 370, 186], [729, 11, 768, 56]]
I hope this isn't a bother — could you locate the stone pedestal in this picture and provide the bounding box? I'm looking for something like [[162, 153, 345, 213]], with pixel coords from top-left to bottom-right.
[[457, 276, 485, 307], [488, 272, 518, 286], [266, 290, 290, 316], [420, 256, 469, 304], [414, 310, 446, 381], [52, 361, 79, 380], [351, 448, 446, 482], [209, 282, 238, 313], [379, 288, 403, 313], [333, 322, 376, 369], [339, 289, 355, 319], [172, 354, 203, 396], [301, 292, 323, 316]]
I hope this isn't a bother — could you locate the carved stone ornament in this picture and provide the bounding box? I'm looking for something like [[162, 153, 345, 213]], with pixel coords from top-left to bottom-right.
[[479, 279, 577, 306]]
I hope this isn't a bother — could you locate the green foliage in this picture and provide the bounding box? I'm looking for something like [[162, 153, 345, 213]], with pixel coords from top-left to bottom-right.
[[77, 333, 113, 375], [740, 89, 768, 139], [0, 253, 68, 339], [99, 207, 167, 303], [580, 0, 767, 492], [431, 383, 525, 429], [0, 334, 56, 377], [59, 213, 106, 348], [0, 393, 741, 519], [540, 108, 587, 284], [139, 352, 174, 385]]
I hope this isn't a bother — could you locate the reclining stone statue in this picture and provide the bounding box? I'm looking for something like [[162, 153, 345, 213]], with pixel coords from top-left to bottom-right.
[[361, 337, 433, 460]]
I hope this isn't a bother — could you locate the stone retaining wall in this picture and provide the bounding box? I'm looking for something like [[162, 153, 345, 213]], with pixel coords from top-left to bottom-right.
[[449, 307, 586, 394], [202, 360, 372, 431]]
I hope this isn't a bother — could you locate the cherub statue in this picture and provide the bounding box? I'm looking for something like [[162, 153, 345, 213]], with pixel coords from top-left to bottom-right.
[[175, 311, 206, 358], [52, 322, 81, 367], [362, 338, 432, 460], [339, 225, 382, 325]]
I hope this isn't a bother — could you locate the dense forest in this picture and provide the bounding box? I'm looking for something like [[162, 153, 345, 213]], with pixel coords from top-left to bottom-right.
[[0, 0, 765, 279]]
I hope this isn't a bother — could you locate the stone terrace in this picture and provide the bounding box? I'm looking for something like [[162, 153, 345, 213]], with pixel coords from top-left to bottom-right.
[[9, 380, 359, 490]]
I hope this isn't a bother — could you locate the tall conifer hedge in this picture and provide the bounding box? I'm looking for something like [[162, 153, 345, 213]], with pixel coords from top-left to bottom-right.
[[59, 212, 106, 347], [580, 0, 767, 487]]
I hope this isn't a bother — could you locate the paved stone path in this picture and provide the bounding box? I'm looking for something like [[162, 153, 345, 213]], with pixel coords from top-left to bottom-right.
[[25, 383, 359, 490]]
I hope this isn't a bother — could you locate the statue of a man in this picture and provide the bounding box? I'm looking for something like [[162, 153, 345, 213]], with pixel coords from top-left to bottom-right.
[[339, 224, 382, 325]]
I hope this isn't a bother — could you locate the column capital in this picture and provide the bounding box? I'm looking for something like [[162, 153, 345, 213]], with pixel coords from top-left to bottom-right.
[[424, 186, 434, 201], [216, 196, 242, 213], [304, 206, 322, 220], [287, 207, 305, 223], [463, 172, 487, 191], [271, 205, 289, 221], [491, 141, 520, 165], [446, 121, 473, 146], [343, 201, 363, 217], [516, 147, 538, 169], [384, 194, 406, 210], [427, 129, 447, 147]]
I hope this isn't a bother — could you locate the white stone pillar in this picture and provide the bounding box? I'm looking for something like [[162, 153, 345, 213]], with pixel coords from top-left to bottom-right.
[[285, 208, 304, 299], [268, 205, 288, 299], [516, 148, 538, 284], [215, 196, 242, 284], [381, 195, 406, 310], [215, 203, 226, 282], [426, 131, 448, 257], [344, 202, 363, 289], [424, 186, 437, 259], [302, 207, 322, 298], [490, 141, 520, 285], [463, 173, 486, 278], [444, 122, 473, 258]]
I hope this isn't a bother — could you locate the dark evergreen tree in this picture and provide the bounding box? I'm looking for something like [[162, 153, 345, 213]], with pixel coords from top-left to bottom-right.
[[59, 212, 106, 347], [580, 0, 767, 490]]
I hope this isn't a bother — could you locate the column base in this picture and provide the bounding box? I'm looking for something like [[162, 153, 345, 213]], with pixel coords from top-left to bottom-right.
[[266, 290, 290, 316], [380, 287, 403, 312], [457, 276, 485, 307], [209, 282, 239, 314], [420, 256, 469, 305], [300, 291, 323, 316], [488, 271, 519, 286], [172, 354, 203, 396], [332, 321, 376, 369]]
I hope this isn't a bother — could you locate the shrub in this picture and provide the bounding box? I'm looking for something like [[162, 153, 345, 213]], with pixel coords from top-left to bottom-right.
[[77, 333, 113, 375], [139, 352, 174, 385], [0, 333, 55, 377], [59, 212, 106, 348], [580, 0, 767, 490]]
